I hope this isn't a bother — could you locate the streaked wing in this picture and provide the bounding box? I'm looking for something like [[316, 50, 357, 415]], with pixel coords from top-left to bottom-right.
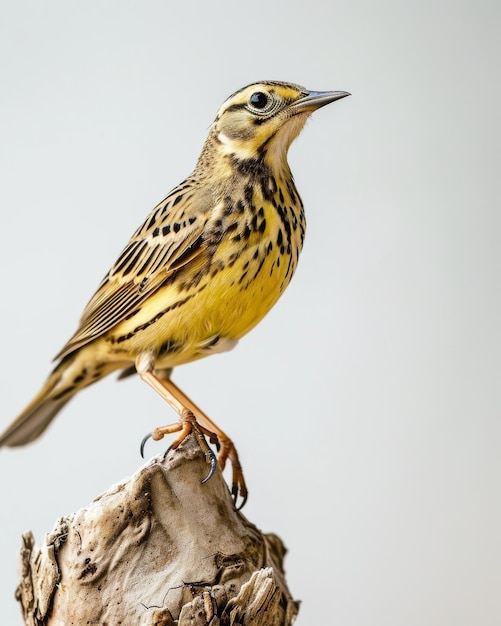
[[56, 183, 212, 359]]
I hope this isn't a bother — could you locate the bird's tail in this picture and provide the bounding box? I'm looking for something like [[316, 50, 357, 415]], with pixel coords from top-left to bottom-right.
[[0, 356, 78, 447]]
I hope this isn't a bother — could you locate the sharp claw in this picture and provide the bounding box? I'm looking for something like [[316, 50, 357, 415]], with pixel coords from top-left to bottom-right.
[[166, 442, 175, 455], [159, 442, 176, 462], [140, 432, 153, 458], [236, 492, 248, 510], [231, 483, 248, 510], [232, 483, 238, 501], [201, 446, 218, 484]]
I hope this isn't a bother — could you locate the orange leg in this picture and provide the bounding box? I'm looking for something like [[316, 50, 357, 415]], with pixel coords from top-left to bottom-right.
[[138, 367, 248, 507]]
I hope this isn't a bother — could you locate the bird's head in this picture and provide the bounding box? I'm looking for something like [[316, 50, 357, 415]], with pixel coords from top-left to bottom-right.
[[207, 81, 349, 174]]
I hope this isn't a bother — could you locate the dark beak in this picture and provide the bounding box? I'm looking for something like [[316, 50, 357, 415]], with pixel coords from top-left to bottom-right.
[[292, 89, 351, 114]]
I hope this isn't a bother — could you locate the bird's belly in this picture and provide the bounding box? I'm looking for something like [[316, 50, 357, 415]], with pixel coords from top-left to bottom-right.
[[105, 242, 296, 367]]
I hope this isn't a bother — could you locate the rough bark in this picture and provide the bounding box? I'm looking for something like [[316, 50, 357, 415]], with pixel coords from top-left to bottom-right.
[[15, 434, 299, 625]]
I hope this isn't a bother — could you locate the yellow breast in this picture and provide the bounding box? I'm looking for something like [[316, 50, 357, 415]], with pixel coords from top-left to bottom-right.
[[105, 169, 305, 368]]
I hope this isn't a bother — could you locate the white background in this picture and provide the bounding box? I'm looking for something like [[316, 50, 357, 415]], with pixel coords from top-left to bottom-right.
[[1, 1, 499, 624]]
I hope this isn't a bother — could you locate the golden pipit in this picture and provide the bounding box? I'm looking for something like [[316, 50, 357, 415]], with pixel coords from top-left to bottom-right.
[[0, 81, 349, 505]]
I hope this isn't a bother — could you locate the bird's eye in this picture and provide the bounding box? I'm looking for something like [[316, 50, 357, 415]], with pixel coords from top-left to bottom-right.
[[246, 90, 280, 116], [249, 91, 270, 110]]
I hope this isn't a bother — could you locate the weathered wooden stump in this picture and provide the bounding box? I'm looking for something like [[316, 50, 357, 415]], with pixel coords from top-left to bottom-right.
[[15, 434, 299, 625]]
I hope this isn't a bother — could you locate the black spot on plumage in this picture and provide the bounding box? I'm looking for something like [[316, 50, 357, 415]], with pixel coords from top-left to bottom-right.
[[279, 188, 285, 204], [173, 194, 183, 206], [277, 229, 283, 247], [157, 203, 169, 219], [300, 223, 306, 245], [284, 255, 294, 280], [252, 256, 267, 280], [125, 308, 140, 320], [173, 222, 181, 233], [269, 176, 278, 194], [275, 204, 292, 244], [258, 219, 266, 234], [278, 207, 292, 241], [257, 137, 271, 158], [259, 176, 278, 201], [244, 185, 253, 206], [228, 250, 241, 266], [158, 339, 180, 356], [231, 155, 269, 178], [162, 224, 171, 236], [52, 387, 74, 401], [207, 219, 223, 244], [283, 219, 292, 240], [238, 270, 248, 285], [286, 180, 298, 206]]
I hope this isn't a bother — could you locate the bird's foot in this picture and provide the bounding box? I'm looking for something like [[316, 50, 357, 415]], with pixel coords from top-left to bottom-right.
[[140, 410, 247, 509], [140, 410, 219, 484]]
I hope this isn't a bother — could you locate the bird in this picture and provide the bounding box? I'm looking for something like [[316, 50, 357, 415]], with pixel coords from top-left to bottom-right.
[[0, 81, 349, 506]]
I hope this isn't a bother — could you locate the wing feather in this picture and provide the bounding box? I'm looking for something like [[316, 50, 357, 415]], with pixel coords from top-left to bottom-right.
[[55, 182, 213, 359]]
